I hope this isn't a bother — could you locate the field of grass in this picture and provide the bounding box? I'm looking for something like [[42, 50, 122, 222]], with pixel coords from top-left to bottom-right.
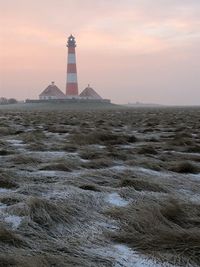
[[0, 105, 200, 266]]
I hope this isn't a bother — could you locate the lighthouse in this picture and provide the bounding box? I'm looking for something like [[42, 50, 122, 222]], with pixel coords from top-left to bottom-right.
[[66, 35, 79, 96]]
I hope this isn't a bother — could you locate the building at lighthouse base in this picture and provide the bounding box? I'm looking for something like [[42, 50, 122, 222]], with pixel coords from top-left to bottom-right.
[[79, 85, 102, 100], [39, 82, 66, 100], [26, 82, 111, 103]]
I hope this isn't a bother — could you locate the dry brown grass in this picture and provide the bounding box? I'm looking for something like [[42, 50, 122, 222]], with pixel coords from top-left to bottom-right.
[[169, 161, 200, 174], [0, 224, 26, 247], [21, 131, 46, 143], [119, 178, 168, 193], [62, 143, 78, 152], [0, 255, 17, 267], [40, 163, 72, 172], [106, 197, 200, 266], [79, 147, 104, 160], [137, 145, 158, 155], [26, 197, 82, 229], [0, 196, 22, 206], [70, 131, 137, 146], [0, 127, 13, 136], [40, 158, 79, 172], [12, 155, 42, 165], [0, 173, 18, 189], [81, 158, 114, 169]]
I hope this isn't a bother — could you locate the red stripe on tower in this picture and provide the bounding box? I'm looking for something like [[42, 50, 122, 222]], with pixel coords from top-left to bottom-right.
[[66, 35, 78, 96]]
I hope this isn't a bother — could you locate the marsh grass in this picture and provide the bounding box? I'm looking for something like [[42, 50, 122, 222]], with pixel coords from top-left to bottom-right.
[[0, 196, 22, 206], [0, 174, 17, 189], [71, 131, 137, 146], [119, 178, 168, 193], [1, 107, 200, 266], [40, 163, 72, 172], [62, 143, 78, 152], [0, 224, 26, 247], [26, 197, 82, 229], [0, 256, 17, 267], [40, 158, 80, 172], [169, 161, 200, 174], [79, 147, 104, 160], [21, 131, 46, 143], [137, 145, 158, 155], [106, 197, 200, 266], [0, 127, 13, 136], [27, 142, 47, 151], [81, 158, 114, 169], [12, 155, 42, 165]]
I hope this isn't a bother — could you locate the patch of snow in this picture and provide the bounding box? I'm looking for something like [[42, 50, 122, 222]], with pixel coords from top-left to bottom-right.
[[7, 139, 25, 147], [107, 193, 129, 207], [89, 144, 106, 149], [0, 203, 7, 210], [80, 158, 90, 163], [114, 244, 159, 267], [7, 139, 23, 145], [26, 151, 79, 160], [110, 165, 128, 172], [6, 139, 26, 151], [136, 167, 169, 177], [190, 173, 200, 181], [4, 215, 22, 229], [90, 244, 177, 267], [0, 188, 12, 193]]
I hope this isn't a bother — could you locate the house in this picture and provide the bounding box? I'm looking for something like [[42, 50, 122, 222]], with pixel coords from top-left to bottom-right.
[[79, 85, 102, 100], [39, 82, 65, 100]]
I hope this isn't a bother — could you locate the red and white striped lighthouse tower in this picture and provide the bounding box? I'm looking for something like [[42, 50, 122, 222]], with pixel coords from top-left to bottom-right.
[[66, 35, 78, 96]]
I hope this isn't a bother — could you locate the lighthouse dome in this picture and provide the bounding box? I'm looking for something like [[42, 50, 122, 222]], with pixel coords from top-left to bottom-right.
[[67, 34, 76, 47]]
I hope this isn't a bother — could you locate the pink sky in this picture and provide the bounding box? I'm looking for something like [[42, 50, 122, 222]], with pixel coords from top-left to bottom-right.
[[0, 0, 200, 104]]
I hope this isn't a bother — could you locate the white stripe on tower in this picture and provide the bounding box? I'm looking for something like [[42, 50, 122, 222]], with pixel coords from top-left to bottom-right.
[[67, 54, 76, 64], [67, 73, 77, 83], [66, 34, 79, 96]]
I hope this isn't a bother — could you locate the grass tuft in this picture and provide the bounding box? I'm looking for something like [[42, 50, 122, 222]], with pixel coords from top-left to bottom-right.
[[169, 161, 199, 174], [106, 197, 200, 266], [0, 174, 18, 189], [119, 178, 167, 193], [0, 224, 26, 247]]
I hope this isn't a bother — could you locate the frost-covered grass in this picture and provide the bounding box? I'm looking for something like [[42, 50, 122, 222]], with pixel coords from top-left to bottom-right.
[[0, 107, 200, 266]]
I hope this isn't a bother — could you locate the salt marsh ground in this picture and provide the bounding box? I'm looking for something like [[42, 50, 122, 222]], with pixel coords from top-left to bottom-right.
[[0, 104, 200, 267]]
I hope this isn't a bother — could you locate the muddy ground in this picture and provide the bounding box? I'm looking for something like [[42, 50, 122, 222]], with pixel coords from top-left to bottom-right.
[[0, 106, 200, 267]]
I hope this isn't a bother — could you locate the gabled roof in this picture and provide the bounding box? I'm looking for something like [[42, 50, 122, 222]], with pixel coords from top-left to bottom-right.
[[39, 82, 65, 97], [79, 85, 102, 99]]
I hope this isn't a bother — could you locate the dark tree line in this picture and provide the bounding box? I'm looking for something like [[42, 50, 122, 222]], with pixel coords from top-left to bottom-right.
[[0, 97, 18, 105]]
